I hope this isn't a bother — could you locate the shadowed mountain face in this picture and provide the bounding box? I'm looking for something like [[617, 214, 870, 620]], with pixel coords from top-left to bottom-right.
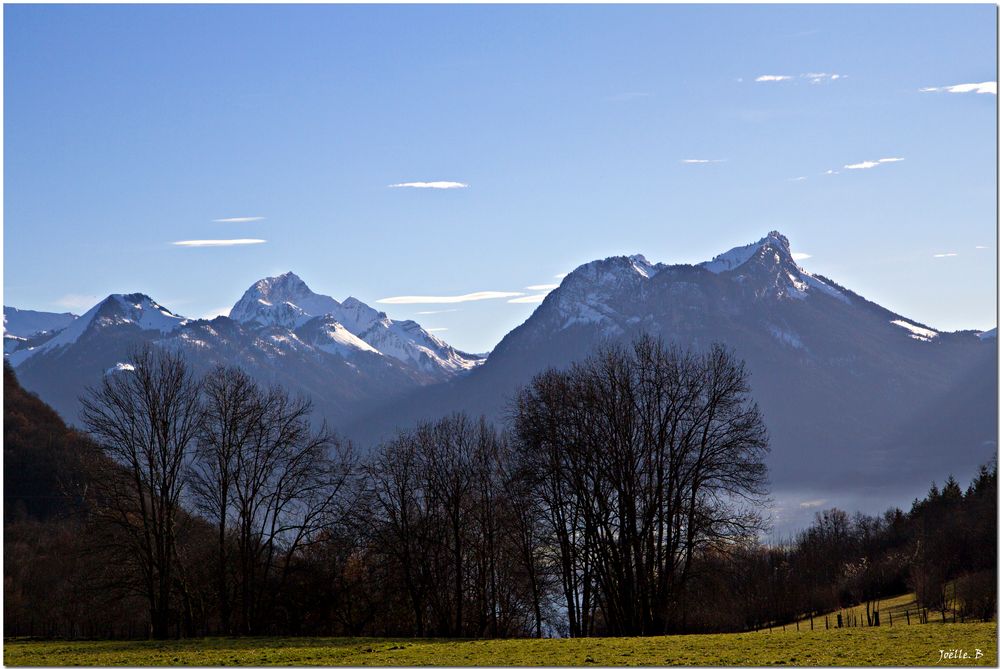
[[343, 232, 997, 527]]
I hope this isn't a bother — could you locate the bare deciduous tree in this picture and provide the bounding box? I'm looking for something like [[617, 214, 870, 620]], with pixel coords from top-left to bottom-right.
[[81, 346, 202, 639], [513, 335, 770, 635], [189, 366, 262, 634], [199, 376, 353, 635]]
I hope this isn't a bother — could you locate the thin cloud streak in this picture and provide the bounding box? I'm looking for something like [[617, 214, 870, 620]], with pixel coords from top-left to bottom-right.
[[933, 253, 959, 258], [388, 181, 469, 189], [920, 81, 996, 95], [843, 157, 904, 170], [213, 216, 265, 223], [415, 308, 460, 315], [791, 253, 812, 261], [681, 159, 726, 164], [173, 239, 267, 247], [525, 284, 559, 291], [554, 272, 569, 279], [756, 73, 844, 84], [377, 291, 523, 305], [804, 73, 843, 83], [508, 294, 548, 304]]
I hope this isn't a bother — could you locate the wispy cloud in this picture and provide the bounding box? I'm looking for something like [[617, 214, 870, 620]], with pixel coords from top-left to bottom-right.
[[388, 181, 469, 189], [377, 291, 523, 305], [681, 158, 726, 164], [607, 91, 651, 102], [824, 169, 839, 175], [976, 245, 990, 250], [791, 252, 812, 261], [55, 293, 100, 310], [508, 294, 548, 304], [920, 81, 996, 95], [789, 176, 808, 181], [799, 499, 827, 509], [756, 73, 844, 84], [172, 239, 267, 247], [525, 284, 559, 291], [803, 72, 843, 84], [213, 216, 265, 223], [554, 272, 569, 280], [415, 308, 460, 315], [843, 157, 904, 170], [426, 328, 448, 332], [932, 252, 959, 258], [844, 161, 879, 170]]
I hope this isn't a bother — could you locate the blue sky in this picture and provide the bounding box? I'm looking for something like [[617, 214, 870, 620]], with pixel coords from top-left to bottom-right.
[[4, 4, 996, 353]]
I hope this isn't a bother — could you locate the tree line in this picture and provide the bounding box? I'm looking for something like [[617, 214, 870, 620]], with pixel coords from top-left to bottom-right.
[[3, 336, 995, 639]]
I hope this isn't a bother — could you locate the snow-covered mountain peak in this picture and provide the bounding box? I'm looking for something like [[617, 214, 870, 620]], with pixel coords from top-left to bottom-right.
[[694, 231, 849, 303], [628, 254, 661, 278], [250, 271, 312, 300], [227, 274, 482, 377], [7, 293, 186, 366], [72, 293, 188, 335], [101, 294, 187, 333], [230, 272, 341, 327], [700, 230, 794, 274], [338, 297, 388, 328]]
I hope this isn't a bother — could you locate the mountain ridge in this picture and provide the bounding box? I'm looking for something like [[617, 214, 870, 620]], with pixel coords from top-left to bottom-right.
[[338, 231, 996, 529], [6, 231, 995, 521]]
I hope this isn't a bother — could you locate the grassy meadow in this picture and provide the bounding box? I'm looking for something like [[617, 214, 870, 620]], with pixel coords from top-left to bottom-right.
[[5, 621, 996, 666], [774, 591, 972, 631]]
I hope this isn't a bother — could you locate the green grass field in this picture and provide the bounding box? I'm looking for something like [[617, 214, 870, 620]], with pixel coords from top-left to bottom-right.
[[4, 622, 996, 666]]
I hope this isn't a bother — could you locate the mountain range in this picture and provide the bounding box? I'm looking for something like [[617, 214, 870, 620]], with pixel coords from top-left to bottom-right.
[[6, 232, 996, 530], [6, 275, 483, 428]]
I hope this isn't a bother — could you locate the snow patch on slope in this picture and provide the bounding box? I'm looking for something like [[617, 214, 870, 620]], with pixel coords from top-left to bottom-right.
[[701, 238, 770, 274], [312, 320, 381, 357], [800, 272, 850, 303], [4, 334, 27, 355], [891, 319, 938, 342]]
